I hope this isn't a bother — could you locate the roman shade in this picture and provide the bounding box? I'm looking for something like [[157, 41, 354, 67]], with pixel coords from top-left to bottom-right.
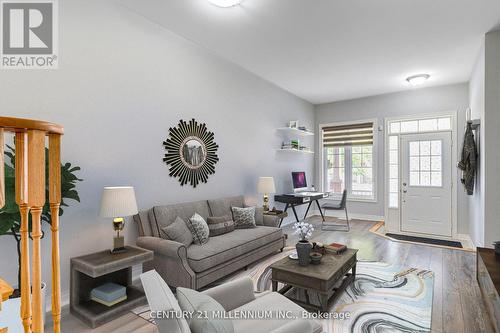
[[322, 122, 374, 147]]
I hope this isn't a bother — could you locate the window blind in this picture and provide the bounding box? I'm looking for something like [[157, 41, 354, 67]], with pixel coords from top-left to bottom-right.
[[322, 122, 374, 147]]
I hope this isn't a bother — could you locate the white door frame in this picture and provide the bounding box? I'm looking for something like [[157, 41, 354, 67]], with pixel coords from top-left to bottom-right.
[[384, 111, 458, 239]]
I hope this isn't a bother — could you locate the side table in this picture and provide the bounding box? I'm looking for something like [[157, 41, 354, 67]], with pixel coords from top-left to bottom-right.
[[264, 211, 288, 228], [70, 246, 153, 328]]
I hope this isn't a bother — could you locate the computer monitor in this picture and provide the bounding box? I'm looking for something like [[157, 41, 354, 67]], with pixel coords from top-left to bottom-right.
[[292, 171, 307, 191]]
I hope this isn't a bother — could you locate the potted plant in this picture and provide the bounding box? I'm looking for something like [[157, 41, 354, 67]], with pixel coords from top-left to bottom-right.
[[0, 145, 82, 327], [292, 221, 314, 266]]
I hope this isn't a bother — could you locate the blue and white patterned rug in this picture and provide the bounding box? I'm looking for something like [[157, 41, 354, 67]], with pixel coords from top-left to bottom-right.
[[133, 248, 434, 332]]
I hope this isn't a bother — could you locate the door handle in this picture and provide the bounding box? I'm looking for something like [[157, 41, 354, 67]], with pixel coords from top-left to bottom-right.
[[403, 190, 407, 193]]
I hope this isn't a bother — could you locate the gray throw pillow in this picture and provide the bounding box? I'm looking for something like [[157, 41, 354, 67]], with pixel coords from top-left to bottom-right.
[[187, 213, 210, 245], [177, 287, 234, 333], [231, 207, 256, 229], [207, 216, 235, 236], [160, 216, 193, 247]]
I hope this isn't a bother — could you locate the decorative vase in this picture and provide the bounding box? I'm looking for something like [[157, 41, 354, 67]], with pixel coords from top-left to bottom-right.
[[296, 240, 312, 266]]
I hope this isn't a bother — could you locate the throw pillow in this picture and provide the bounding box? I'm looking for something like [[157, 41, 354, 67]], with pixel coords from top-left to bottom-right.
[[207, 216, 235, 236], [177, 288, 235, 333], [187, 213, 210, 245], [160, 216, 193, 247], [231, 206, 256, 229]]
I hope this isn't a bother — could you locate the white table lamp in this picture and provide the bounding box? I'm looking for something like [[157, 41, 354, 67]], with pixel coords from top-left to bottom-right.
[[99, 186, 138, 254], [257, 177, 276, 211]]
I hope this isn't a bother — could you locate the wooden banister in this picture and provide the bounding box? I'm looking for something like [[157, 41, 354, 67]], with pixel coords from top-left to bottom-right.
[[0, 117, 64, 333], [15, 132, 31, 333], [49, 134, 61, 333]]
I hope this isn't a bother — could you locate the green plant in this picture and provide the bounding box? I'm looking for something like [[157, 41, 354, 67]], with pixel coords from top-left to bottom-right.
[[0, 145, 82, 295]]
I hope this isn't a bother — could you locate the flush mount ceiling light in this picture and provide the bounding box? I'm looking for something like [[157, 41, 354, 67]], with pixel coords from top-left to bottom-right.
[[208, 0, 243, 7], [406, 74, 430, 86]]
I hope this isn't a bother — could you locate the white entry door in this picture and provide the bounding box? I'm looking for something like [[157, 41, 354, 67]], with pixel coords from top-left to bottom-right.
[[401, 132, 452, 236]]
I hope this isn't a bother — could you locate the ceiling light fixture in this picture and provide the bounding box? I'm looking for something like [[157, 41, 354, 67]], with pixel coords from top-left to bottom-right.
[[208, 0, 243, 8], [406, 74, 430, 86]]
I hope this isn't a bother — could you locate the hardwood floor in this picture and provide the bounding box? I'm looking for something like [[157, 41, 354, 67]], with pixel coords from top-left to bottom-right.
[[49, 217, 493, 333]]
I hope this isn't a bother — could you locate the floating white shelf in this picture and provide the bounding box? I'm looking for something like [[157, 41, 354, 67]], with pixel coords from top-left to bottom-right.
[[277, 149, 314, 154], [277, 127, 314, 137]]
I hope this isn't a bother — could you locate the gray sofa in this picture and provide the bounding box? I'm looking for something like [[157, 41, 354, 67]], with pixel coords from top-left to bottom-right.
[[134, 196, 286, 290]]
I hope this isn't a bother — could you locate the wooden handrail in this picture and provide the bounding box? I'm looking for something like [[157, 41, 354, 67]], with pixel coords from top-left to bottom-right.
[[0, 117, 63, 135]]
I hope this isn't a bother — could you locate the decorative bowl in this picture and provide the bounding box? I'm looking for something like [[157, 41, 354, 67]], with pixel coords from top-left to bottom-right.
[[310, 252, 323, 265]]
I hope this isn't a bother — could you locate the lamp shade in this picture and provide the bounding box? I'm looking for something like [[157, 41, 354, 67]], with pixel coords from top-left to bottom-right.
[[99, 186, 138, 218], [257, 177, 276, 194]]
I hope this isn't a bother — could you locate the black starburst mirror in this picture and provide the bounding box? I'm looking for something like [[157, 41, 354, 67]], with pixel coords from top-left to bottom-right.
[[163, 119, 219, 187]]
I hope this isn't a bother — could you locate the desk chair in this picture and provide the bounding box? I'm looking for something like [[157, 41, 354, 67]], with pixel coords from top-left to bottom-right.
[[321, 190, 349, 231]]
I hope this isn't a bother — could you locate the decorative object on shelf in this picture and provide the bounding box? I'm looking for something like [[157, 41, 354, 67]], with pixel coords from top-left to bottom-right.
[[310, 252, 323, 265], [99, 186, 138, 254], [293, 221, 314, 266], [289, 120, 299, 129], [494, 241, 500, 255], [90, 282, 127, 307], [163, 119, 219, 188], [257, 177, 276, 211]]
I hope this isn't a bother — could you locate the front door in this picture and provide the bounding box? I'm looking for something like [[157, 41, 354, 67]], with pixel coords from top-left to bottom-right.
[[401, 132, 452, 237]]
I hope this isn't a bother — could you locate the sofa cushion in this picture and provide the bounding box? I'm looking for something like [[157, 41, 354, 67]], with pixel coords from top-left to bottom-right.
[[152, 200, 211, 232], [177, 287, 234, 333], [187, 213, 210, 245], [187, 227, 283, 273], [230, 292, 322, 333], [161, 216, 193, 247], [231, 207, 256, 229], [208, 196, 245, 217], [207, 216, 235, 236]]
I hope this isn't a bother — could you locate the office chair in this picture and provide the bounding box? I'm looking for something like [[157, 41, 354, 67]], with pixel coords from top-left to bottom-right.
[[321, 190, 349, 231]]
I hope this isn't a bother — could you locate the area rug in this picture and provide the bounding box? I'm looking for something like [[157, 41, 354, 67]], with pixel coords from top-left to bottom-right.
[[132, 248, 434, 332]]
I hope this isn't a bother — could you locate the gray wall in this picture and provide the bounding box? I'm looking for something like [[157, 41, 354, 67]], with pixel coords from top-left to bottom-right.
[[315, 83, 470, 233], [484, 30, 500, 246], [0, 0, 314, 304], [468, 40, 485, 246], [467, 29, 500, 247]]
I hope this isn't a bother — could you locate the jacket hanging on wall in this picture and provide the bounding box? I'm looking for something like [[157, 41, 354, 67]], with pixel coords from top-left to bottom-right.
[[457, 122, 478, 195]]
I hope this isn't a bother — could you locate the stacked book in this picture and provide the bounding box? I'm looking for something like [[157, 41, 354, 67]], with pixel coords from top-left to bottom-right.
[[326, 242, 347, 254], [90, 282, 127, 307]]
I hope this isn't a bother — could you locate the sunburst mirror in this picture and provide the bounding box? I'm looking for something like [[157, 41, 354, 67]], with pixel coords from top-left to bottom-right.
[[163, 119, 219, 187]]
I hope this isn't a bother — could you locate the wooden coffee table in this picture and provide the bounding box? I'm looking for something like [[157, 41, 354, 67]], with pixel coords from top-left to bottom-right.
[[271, 249, 357, 312]]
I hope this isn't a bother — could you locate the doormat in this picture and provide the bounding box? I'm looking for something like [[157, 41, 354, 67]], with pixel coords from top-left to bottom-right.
[[386, 233, 463, 248]]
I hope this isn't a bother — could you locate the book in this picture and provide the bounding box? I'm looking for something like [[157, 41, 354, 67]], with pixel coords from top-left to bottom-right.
[[326, 242, 347, 254], [90, 282, 126, 303], [90, 295, 127, 307]]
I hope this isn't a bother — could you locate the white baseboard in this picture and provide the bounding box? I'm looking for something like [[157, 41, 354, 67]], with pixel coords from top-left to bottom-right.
[[455, 233, 476, 250]]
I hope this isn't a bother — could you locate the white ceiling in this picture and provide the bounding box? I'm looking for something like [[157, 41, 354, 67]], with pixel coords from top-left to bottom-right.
[[121, 0, 500, 104]]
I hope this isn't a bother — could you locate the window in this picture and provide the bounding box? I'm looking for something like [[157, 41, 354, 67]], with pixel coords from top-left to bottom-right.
[[322, 122, 375, 200], [388, 135, 399, 208], [409, 140, 442, 187], [388, 116, 451, 135]]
